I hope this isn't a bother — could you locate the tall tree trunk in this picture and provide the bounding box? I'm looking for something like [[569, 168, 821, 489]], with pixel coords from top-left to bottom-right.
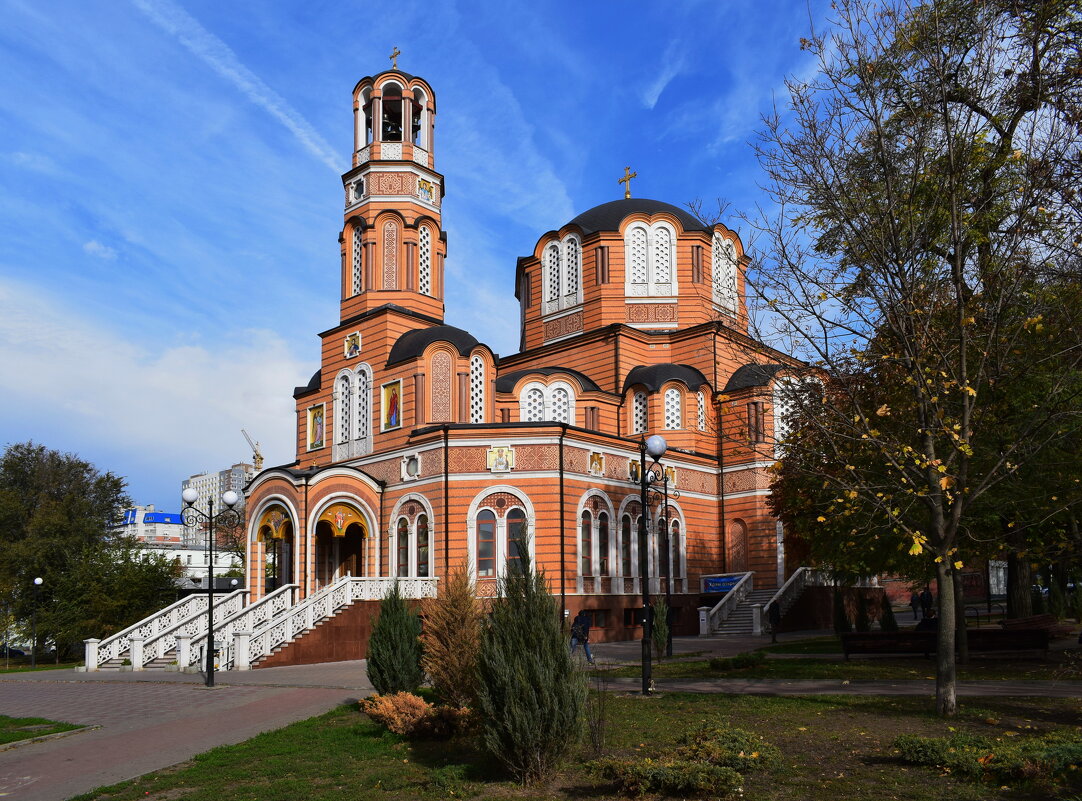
[[953, 570, 968, 665], [1006, 552, 1032, 619], [935, 561, 957, 716]]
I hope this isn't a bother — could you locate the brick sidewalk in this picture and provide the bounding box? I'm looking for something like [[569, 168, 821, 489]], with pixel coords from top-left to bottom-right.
[[0, 663, 372, 801]]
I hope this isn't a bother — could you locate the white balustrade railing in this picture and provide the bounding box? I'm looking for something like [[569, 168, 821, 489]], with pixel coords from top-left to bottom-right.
[[85, 593, 225, 670], [193, 584, 299, 670], [241, 576, 438, 669], [135, 590, 248, 669], [703, 572, 753, 634]]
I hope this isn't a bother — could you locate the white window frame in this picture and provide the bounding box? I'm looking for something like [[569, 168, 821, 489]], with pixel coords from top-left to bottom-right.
[[542, 234, 583, 315], [466, 486, 536, 581], [469, 354, 485, 423], [518, 380, 576, 424], [624, 221, 678, 297], [712, 233, 738, 313]]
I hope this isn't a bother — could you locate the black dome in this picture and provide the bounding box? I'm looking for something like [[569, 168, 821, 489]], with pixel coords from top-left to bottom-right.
[[568, 199, 710, 236], [622, 364, 709, 393], [387, 325, 480, 366]]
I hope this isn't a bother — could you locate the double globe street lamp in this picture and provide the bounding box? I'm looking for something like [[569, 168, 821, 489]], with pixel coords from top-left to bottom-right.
[[181, 488, 241, 687], [637, 434, 672, 695]]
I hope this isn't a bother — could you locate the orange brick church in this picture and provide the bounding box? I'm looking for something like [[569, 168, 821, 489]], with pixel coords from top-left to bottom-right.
[[244, 65, 800, 641]]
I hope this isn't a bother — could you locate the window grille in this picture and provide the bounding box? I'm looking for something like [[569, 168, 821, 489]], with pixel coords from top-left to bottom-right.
[[564, 237, 580, 296], [418, 226, 432, 295], [546, 244, 561, 301], [356, 367, 372, 454], [664, 388, 682, 430], [633, 391, 648, 433], [629, 228, 648, 284], [336, 374, 352, 444], [351, 228, 363, 296], [469, 355, 485, 423], [524, 388, 545, 422], [712, 234, 737, 312], [550, 387, 570, 423], [697, 391, 706, 430], [653, 227, 671, 283]]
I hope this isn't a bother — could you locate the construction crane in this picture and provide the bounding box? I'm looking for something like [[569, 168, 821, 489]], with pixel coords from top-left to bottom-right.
[[242, 429, 264, 471]]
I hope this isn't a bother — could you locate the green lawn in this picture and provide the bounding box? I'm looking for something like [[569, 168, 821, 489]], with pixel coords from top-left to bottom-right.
[[601, 652, 1070, 681], [68, 692, 1082, 801], [0, 661, 82, 673], [0, 715, 82, 745]]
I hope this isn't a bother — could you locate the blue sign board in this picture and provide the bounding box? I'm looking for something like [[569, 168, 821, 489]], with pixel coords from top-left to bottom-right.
[[703, 576, 740, 593]]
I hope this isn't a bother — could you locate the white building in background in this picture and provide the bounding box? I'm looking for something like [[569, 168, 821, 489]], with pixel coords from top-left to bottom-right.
[[113, 505, 241, 583], [181, 463, 254, 547]]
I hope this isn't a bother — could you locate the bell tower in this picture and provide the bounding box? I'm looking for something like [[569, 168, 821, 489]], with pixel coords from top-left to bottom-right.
[[339, 64, 445, 323]]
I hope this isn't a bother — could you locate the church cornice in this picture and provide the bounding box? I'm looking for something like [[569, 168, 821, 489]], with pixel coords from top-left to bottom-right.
[[320, 303, 445, 339]]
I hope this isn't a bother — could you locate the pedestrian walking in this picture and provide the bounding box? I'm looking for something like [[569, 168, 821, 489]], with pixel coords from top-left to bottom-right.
[[909, 591, 921, 621], [569, 610, 594, 665], [920, 587, 934, 617]]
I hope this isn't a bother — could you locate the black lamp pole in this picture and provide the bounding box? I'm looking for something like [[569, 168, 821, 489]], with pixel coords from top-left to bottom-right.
[[638, 434, 667, 695], [662, 474, 673, 658], [182, 489, 241, 687], [31, 577, 42, 669]]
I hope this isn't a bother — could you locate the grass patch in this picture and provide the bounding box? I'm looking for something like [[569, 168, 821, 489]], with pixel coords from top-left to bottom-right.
[[0, 661, 82, 673], [67, 693, 1082, 800], [0, 714, 82, 745], [760, 636, 843, 654]]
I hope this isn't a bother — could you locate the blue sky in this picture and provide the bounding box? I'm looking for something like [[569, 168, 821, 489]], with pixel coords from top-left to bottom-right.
[[0, 0, 827, 510]]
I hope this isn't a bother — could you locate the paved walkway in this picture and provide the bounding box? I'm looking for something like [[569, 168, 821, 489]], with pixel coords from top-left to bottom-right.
[[1, 633, 1078, 801]]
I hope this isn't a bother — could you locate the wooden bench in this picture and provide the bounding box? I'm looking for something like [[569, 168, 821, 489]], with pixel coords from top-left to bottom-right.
[[840, 632, 936, 659], [1000, 614, 1073, 639], [841, 628, 1052, 659]]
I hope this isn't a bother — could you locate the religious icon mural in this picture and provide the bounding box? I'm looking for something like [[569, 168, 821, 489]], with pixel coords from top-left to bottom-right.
[[589, 452, 605, 476], [381, 380, 402, 431], [344, 332, 361, 359], [628, 460, 641, 483], [308, 404, 325, 450], [487, 446, 514, 472]]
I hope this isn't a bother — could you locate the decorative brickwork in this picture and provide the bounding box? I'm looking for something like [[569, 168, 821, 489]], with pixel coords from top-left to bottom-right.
[[543, 311, 583, 341], [382, 222, 398, 289], [479, 492, 521, 517], [513, 445, 559, 471], [626, 303, 678, 324], [565, 447, 589, 474], [430, 351, 453, 421], [448, 446, 488, 473], [723, 467, 771, 494]]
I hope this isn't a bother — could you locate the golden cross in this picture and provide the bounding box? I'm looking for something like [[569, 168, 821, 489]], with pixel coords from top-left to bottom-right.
[[389, 46, 401, 69], [619, 166, 637, 199]]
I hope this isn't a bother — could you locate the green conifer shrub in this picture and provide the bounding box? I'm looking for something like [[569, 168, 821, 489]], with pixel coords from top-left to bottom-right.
[[366, 582, 423, 695], [476, 549, 585, 784], [879, 593, 899, 631], [421, 563, 483, 708]]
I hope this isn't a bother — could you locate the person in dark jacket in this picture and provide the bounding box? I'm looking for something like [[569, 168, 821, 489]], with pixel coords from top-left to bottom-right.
[[570, 610, 595, 665], [909, 591, 921, 621]]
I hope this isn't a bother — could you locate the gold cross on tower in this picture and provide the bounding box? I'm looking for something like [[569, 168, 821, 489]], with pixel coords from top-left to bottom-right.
[[389, 46, 401, 69], [619, 166, 637, 199]]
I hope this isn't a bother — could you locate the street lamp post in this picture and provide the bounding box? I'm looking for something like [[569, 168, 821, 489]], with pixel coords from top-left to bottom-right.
[[31, 577, 42, 669], [181, 488, 241, 687], [638, 434, 667, 695], [661, 473, 674, 658]]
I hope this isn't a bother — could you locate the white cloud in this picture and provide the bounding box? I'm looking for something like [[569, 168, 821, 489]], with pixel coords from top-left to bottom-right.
[[0, 278, 305, 503], [8, 151, 60, 174], [83, 240, 117, 260], [641, 41, 686, 110], [131, 0, 339, 173]]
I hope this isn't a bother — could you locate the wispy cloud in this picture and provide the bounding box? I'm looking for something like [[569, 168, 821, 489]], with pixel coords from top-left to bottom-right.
[[0, 278, 304, 504], [8, 151, 60, 174], [641, 40, 686, 110], [131, 0, 339, 173], [83, 240, 117, 260]]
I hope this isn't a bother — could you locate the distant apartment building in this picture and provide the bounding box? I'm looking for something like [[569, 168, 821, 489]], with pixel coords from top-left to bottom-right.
[[113, 504, 241, 583], [181, 463, 254, 547]]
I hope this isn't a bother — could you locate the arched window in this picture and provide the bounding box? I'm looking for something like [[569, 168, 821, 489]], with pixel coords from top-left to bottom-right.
[[470, 355, 485, 424], [335, 372, 353, 448], [712, 233, 737, 312], [550, 387, 570, 424], [476, 510, 496, 578], [621, 515, 633, 576], [418, 226, 432, 296], [598, 512, 610, 577], [633, 391, 648, 434], [625, 223, 677, 296], [507, 508, 526, 572], [416, 514, 430, 578], [664, 388, 682, 430], [381, 84, 403, 141], [542, 235, 583, 315], [580, 511, 592, 576], [773, 376, 797, 448], [671, 520, 682, 579], [524, 387, 545, 422], [697, 390, 706, 431], [520, 382, 575, 424], [356, 365, 373, 456], [545, 243, 560, 302], [564, 236, 580, 298], [351, 227, 363, 296], [396, 517, 409, 577]]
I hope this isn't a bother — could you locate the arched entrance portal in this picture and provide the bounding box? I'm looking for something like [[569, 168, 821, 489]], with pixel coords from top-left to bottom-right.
[[314, 503, 369, 587], [257, 505, 295, 592], [728, 519, 749, 573]]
